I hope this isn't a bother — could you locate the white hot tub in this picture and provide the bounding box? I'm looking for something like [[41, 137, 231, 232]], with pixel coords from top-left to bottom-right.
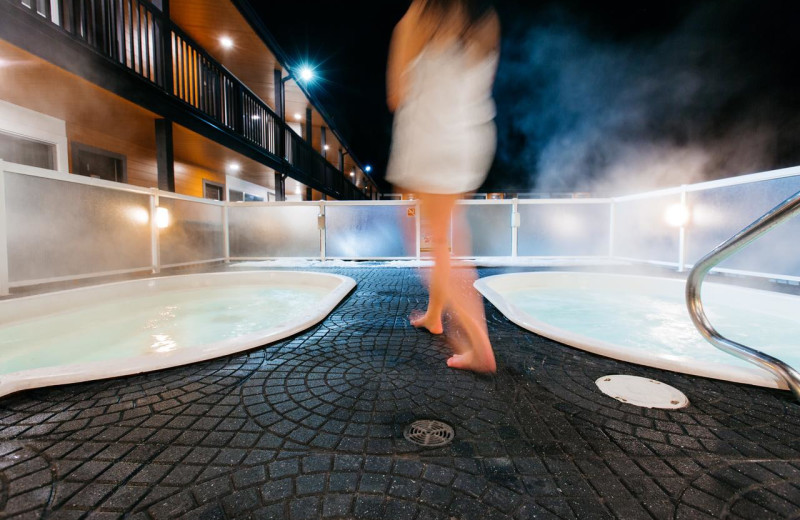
[[475, 271, 800, 390], [0, 271, 355, 397]]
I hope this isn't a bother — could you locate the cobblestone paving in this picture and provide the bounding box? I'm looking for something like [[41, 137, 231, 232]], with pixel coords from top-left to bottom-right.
[[1, 267, 799, 519]]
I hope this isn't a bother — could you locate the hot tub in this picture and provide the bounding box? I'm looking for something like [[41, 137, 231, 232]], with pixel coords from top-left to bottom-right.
[[0, 271, 355, 397], [475, 271, 800, 390]]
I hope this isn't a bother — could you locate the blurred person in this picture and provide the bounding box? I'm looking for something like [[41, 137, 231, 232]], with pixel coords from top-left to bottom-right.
[[386, 0, 499, 372]]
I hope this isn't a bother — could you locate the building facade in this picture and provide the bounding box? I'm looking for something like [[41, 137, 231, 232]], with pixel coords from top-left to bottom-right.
[[0, 0, 378, 202]]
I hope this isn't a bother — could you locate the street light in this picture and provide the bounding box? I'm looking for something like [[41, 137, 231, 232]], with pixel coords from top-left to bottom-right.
[[364, 165, 372, 173], [299, 66, 314, 82]]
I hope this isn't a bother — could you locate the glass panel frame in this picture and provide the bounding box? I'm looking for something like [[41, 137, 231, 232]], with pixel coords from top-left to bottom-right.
[[325, 203, 415, 259], [5, 172, 152, 282], [687, 176, 800, 275], [228, 204, 321, 258], [517, 202, 612, 257], [158, 196, 224, 266]]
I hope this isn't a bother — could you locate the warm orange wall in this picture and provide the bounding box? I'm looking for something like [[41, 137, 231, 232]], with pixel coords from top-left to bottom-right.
[[175, 162, 225, 199], [66, 124, 158, 189]]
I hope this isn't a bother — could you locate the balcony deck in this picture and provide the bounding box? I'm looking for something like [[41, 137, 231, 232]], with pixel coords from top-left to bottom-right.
[[1, 265, 798, 519]]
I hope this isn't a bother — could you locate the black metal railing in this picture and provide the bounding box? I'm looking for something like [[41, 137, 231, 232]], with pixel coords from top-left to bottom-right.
[[171, 26, 236, 131], [11, 0, 369, 199], [19, 0, 167, 87]]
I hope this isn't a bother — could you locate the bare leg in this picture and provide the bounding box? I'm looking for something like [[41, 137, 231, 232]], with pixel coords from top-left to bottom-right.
[[443, 202, 496, 373], [412, 193, 496, 373], [409, 193, 453, 335]]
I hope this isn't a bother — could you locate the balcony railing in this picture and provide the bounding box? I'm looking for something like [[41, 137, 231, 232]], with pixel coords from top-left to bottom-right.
[[10, 0, 367, 200]]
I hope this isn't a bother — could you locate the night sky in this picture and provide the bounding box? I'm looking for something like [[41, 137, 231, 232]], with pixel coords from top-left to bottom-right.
[[247, 0, 800, 195]]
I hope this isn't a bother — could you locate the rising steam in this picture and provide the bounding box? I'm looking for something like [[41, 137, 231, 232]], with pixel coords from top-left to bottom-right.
[[493, 1, 800, 195]]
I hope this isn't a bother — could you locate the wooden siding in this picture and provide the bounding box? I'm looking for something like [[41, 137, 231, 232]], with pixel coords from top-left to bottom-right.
[[0, 40, 275, 197]]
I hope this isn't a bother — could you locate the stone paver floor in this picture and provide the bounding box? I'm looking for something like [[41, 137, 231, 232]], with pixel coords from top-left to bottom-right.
[[1, 266, 799, 519]]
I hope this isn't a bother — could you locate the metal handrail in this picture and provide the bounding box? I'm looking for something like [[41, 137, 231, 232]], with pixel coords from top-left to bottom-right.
[[686, 190, 800, 400]]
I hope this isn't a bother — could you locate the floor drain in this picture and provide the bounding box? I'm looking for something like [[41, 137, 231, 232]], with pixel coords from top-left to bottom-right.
[[595, 375, 689, 409], [403, 420, 455, 447]]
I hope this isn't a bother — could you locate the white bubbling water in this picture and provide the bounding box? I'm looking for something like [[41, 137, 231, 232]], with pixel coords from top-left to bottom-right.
[[0, 285, 328, 375], [505, 287, 800, 369]]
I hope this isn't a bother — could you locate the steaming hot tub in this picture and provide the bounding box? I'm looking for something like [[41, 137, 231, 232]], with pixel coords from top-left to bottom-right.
[[475, 271, 800, 390], [0, 271, 355, 398]]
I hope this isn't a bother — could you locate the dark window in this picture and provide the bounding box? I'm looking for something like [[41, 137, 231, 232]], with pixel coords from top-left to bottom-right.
[[72, 143, 126, 182], [229, 189, 264, 202], [0, 131, 55, 169], [204, 180, 224, 201]]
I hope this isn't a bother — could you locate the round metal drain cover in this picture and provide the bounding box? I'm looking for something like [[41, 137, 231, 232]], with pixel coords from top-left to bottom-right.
[[403, 420, 455, 447], [596, 375, 689, 409]]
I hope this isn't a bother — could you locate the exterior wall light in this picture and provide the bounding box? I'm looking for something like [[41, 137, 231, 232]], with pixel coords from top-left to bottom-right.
[[665, 203, 690, 227], [219, 36, 234, 49], [299, 66, 314, 82], [156, 207, 170, 229]]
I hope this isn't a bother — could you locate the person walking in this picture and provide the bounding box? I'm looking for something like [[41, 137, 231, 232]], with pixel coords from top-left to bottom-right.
[[386, 0, 500, 373]]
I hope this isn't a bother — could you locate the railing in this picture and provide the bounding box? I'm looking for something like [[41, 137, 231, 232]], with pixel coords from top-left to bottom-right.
[[5, 159, 800, 275], [686, 191, 800, 400], [19, 0, 167, 87], [9, 0, 366, 200], [171, 26, 235, 130]]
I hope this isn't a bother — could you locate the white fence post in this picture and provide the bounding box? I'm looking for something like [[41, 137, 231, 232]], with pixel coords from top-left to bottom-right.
[[678, 185, 687, 272], [222, 202, 230, 263], [150, 188, 160, 274], [0, 161, 9, 296], [319, 200, 326, 261], [415, 200, 421, 260], [608, 200, 616, 258], [511, 198, 519, 257]]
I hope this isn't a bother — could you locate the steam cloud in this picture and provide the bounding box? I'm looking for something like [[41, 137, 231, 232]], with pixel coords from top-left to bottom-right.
[[492, 1, 800, 195]]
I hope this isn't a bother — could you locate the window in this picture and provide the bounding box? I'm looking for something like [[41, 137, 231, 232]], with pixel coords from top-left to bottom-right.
[[0, 131, 55, 169], [72, 143, 126, 182], [229, 189, 263, 202], [203, 180, 225, 201]]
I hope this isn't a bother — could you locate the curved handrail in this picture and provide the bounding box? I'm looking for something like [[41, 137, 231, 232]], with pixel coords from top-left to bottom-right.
[[686, 190, 800, 401]]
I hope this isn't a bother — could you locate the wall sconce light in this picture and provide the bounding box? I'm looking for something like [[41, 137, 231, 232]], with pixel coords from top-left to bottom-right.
[[156, 207, 170, 229], [664, 203, 690, 227]]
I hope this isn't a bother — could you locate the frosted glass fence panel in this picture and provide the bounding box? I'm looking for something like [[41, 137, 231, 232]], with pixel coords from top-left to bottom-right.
[[452, 203, 512, 257], [517, 202, 611, 256], [325, 204, 414, 258], [158, 197, 224, 266], [228, 205, 320, 257], [613, 194, 681, 264], [687, 176, 800, 275], [5, 172, 152, 282]]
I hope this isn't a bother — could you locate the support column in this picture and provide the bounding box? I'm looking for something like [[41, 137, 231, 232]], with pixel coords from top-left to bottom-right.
[[305, 107, 312, 144], [338, 149, 344, 172], [274, 172, 286, 201], [155, 118, 175, 192], [274, 69, 285, 160], [273, 69, 284, 119]]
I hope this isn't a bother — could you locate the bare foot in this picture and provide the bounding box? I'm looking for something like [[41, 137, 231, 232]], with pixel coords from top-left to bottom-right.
[[445, 332, 496, 374], [447, 350, 496, 374], [409, 310, 443, 335]]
